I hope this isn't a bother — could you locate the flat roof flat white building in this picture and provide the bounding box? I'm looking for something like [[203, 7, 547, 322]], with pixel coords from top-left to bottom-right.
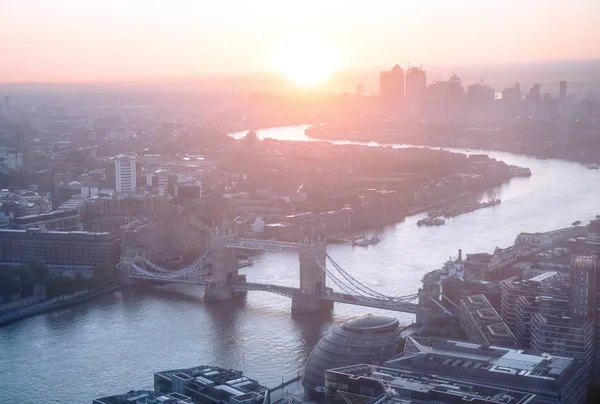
[[115, 154, 136, 194]]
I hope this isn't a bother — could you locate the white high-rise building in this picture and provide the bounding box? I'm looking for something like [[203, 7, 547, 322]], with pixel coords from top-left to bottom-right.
[[115, 154, 136, 194]]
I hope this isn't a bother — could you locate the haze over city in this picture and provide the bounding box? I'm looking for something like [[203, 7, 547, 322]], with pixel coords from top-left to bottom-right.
[[1, 0, 599, 88], [2, 2, 600, 404]]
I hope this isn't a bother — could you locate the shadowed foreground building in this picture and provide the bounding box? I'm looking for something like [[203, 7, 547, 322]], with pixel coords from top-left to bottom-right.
[[325, 363, 535, 404], [93, 390, 193, 404], [154, 365, 269, 404], [382, 337, 588, 404]]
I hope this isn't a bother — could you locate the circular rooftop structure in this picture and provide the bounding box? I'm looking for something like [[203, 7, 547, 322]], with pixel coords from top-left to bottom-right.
[[302, 314, 401, 395], [342, 314, 399, 333]]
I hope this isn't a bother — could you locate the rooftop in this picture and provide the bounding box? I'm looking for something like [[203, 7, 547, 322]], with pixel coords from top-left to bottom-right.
[[327, 364, 535, 404], [0, 228, 113, 240], [155, 365, 268, 402], [341, 314, 399, 333], [93, 390, 193, 404], [384, 337, 582, 392], [11, 209, 79, 223]]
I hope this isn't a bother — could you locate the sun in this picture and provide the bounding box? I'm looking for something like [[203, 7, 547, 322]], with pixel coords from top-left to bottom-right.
[[271, 37, 340, 87]]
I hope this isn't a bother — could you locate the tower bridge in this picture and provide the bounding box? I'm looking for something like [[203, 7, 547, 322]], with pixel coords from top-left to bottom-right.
[[123, 219, 426, 320]]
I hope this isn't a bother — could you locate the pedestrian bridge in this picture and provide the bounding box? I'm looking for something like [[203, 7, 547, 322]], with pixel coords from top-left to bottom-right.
[[128, 251, 420, 315]]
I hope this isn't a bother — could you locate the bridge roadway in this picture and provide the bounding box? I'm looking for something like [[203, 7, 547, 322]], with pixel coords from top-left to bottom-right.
[[223, 238, 300, 253], [231, 282, 419, 314], [129, 272, 210, 285]]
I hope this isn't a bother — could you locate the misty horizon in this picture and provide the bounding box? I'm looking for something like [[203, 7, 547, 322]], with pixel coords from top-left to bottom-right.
[[2, 59, 600, 96]]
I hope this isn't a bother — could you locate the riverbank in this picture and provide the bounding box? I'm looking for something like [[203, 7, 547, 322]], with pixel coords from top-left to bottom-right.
[[0, 284, 124, 327], [305, 128, 597, 166], [3, 129, 599, 403]]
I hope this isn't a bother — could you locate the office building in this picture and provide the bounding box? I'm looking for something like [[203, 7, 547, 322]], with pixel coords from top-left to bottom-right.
[[467, 82, 495, 114], [405, 67, 427, 116], [559, 81, 567, 101], [115, 154, 137, 194], [154, 365, 268, 404], [379, 65, 404, 106], [143, 154, 162, 167], [425, 74, 464, 120], [175, 181, 202, 200], [460, 294, 517, 347], [500, 272, 567, 335], [501, 82, 522, 118], [356, 84, 364, 97], [0, 199, 39, 218], [325, 364, 535, 404], [384, 337, 589, 404], [94, 390, 193, 404], [593, 255, 600, 379], [530, 313, 594, 364], [570, 255, 597, 318], [527, 84, 542, 112], [303, 314, 402, 396], [2, 96, 9, 116], [9, 209, 81, 231], [83, 192, 173, 219], [514, 296, 571, 348], [0, 228, 120, 267]]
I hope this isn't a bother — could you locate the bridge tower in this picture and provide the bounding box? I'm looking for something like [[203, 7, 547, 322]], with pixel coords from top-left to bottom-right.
[[291, 221, 333, 314], [205, 218, 241, 302]]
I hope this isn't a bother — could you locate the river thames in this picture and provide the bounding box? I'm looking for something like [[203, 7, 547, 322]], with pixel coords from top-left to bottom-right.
[[2, 125, 599, 403]]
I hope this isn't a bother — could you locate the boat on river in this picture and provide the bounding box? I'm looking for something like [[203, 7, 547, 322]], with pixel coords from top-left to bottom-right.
[[442, 199, 501, 218], [587, 164, 599, 170], [353, 234, 381, 247], [417, 217, 446, 227]]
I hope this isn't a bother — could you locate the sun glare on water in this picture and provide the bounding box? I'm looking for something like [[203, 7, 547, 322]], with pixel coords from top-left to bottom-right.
[[271, 37, 340, 87]]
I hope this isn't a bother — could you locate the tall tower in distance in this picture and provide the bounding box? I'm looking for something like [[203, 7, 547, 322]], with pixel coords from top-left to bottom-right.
[[114, 154, 137, 194], [2, 96, 9, 117], [379, 64, 405, 106], [405, 66, 427, 116], [559, 80, 568, 101], [16, 126, 34, 175]]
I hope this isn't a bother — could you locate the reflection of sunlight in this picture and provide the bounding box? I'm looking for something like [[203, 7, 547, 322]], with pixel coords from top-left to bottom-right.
[[271, 37, 340, 86]]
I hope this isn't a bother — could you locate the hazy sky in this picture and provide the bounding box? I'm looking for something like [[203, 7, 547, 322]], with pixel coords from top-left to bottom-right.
[[1, 0, 599, 83]]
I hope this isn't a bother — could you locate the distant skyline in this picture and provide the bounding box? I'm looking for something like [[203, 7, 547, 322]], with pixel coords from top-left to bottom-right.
[[1, 0, 599, 84]]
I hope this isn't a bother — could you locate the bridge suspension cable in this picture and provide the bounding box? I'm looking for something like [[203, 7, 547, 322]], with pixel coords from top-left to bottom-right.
[[325, 254, 418, 302], [325, 254, 391, 299], [129, 253, 213, 283], [315, 259, 365, 296]]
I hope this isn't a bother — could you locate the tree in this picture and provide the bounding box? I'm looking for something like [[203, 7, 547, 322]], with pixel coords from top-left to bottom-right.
[[27, 261, 48, 282], [8, 265, 36, 297], [0, 272, 21, 297], [92, 263, 117, 289], [63, 276, 75, 297], [44, 276, 63, 300], [74, 272, 86, 296]]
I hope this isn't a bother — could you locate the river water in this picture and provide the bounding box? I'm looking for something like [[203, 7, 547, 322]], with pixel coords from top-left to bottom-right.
[[2, 125, 600, 403]]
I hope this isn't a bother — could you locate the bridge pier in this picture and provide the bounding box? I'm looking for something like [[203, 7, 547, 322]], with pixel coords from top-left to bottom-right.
[[291, 295, 333, 314], [204, 282, 234, 302]]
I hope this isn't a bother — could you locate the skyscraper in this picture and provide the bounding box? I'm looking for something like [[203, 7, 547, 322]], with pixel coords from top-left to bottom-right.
[[2, 96, 10, 117], [379, 64, 404, 106], [355, 84, 364, 97], [405, 67, 427, 116], [571, 255, 597, 318], [114, 154, 137, 194], [559, 80, 568, 101]]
